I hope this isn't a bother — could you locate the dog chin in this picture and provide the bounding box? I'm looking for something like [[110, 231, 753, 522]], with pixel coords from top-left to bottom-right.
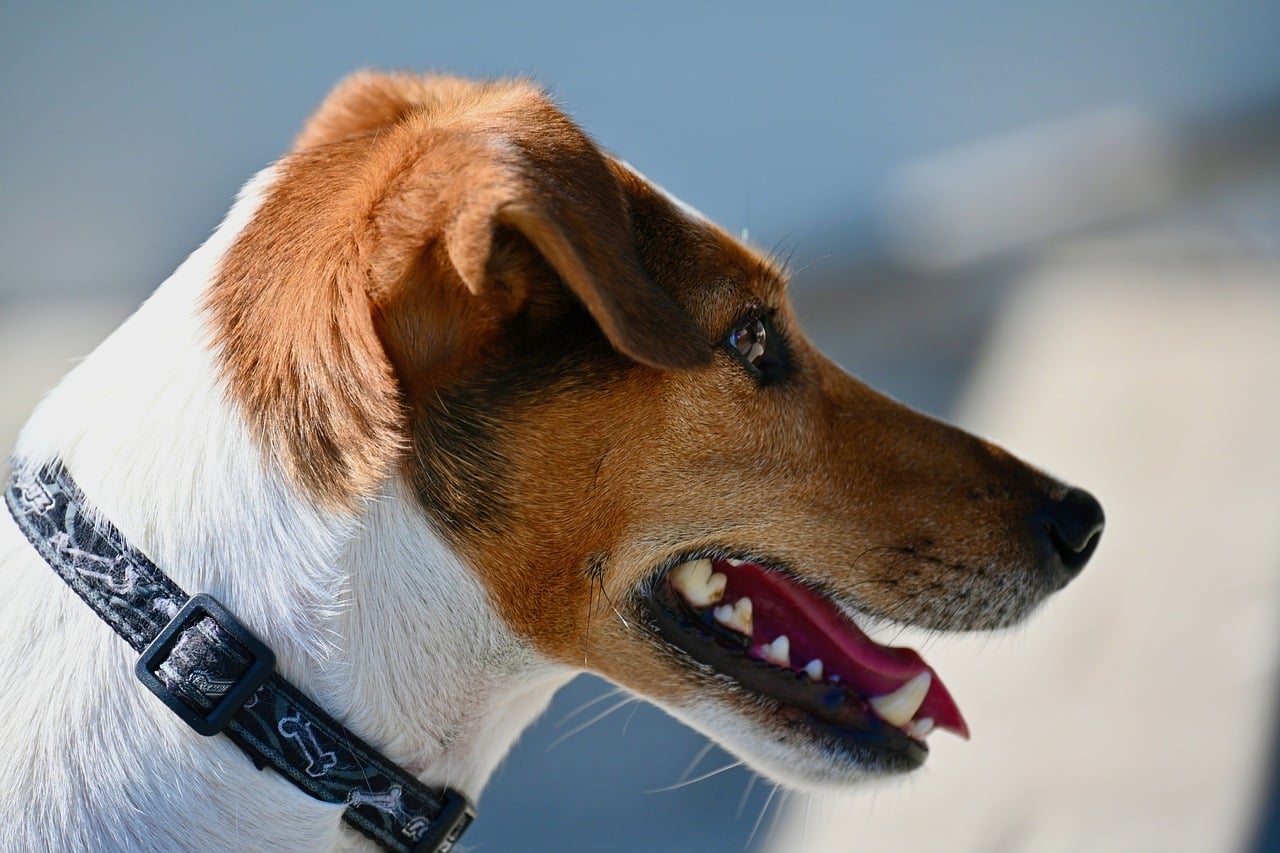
[[671, 695, 922, 790]]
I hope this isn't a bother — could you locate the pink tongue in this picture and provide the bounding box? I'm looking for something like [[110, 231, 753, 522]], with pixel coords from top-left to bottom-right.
[[715, 558, 970, 739]]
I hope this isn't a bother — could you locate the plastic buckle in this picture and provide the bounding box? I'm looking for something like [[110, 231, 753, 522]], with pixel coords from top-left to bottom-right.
[[408, 789, 475, 853], [135, 593, 276, 736]]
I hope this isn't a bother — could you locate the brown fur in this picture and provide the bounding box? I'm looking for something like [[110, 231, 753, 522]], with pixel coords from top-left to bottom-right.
[[210, 73, 708, 509], [209, 71, 1085, 718]]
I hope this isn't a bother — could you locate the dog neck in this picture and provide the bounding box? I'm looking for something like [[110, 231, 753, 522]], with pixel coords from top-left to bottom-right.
[[3, 168, 571, 849]]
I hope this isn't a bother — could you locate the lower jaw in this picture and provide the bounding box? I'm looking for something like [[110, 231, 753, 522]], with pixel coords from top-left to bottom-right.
[[644, 581, 928, 775]]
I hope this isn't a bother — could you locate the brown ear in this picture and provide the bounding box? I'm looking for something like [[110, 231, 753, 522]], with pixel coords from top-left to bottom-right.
[[432, 107, 711, 371], [304, 70, 716, 368], [443, 156, 712, 371], [210, 75, 713, 509], [306, 72, 710, 371], [294, 70, 482, 150]]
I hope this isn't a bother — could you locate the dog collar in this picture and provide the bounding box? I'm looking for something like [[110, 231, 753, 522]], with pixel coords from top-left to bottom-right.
[[4, 463, 474, 853]]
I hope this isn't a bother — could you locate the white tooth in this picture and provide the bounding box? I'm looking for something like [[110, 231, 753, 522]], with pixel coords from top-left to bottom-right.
[[726, 557, 745, 566], [670, 559, 726, 607], [908, 717, 935, 738], [868, 671, 932, 727], [803, 659, 824, 681], [760, 635, 791, 667], [712, 597, 753, 635]]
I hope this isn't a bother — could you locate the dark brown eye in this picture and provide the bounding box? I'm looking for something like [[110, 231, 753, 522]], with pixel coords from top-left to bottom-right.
[[729, 317, 767, 366]]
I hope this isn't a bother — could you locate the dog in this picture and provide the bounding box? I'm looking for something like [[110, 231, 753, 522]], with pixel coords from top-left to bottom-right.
[[0, 71, 1103, 850]]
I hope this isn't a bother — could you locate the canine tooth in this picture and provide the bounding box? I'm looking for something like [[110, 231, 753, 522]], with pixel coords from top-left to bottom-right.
[[670, 559, 726, 607], [712, 597, 753, 635], [704, 572, 728, 604], [760, 635, 791, 667], [868, 671, 932, 727], [803, 659, 824, 681], [908, 717, 936, 738]]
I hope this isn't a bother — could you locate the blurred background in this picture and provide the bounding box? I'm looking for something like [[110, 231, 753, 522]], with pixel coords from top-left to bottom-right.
[[3, 2, 1279, 850]]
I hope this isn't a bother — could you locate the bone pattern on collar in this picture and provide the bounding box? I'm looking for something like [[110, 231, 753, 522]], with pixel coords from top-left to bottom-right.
[[4, 462, 473, 853]]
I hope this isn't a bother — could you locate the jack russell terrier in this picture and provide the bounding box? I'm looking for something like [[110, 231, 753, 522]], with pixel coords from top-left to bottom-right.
[[0, 71, 1103, 851]]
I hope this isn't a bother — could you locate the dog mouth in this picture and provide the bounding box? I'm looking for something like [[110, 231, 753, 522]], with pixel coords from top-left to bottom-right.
[[644, 555, 968, 769]]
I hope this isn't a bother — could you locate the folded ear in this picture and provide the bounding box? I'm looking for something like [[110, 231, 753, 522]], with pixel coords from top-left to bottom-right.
[[298, 72, 710, 371], [440, 128, 710, 370], [211, 74, 712, 510], [443, 159, 712, 371]]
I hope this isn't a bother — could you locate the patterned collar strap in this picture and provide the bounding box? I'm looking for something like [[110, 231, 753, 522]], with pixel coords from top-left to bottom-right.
[[4, 463, 474, 853]]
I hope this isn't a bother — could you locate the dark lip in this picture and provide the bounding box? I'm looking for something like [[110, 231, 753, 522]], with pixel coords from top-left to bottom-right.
[[639, 555, 928, 772]]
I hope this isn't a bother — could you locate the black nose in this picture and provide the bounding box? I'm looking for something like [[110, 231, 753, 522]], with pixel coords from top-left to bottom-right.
[[1035, 487, 1105, 588]]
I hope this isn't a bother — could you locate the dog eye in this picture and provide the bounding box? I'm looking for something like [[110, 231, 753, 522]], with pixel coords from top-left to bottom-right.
[[728, 318, 767, 367]]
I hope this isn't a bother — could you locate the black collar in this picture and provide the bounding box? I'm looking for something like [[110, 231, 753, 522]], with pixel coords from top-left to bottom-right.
[[5, 462, 474, 853]]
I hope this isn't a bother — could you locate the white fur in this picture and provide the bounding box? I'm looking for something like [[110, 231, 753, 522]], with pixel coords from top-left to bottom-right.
[[0, 168, 572, 851]]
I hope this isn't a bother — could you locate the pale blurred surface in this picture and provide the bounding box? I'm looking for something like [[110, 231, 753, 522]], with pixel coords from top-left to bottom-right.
[[774, 248, 1280, 852]]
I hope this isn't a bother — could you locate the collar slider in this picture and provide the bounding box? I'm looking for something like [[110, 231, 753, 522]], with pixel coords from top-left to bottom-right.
[[135, 592, 276, 736]]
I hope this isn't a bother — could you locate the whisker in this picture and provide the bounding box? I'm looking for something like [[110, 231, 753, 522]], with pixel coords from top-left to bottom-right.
[[674, 740, 717, 786], [790, 252, 831, 278], [645, 759, 743, 793], [621, 699, 641, 736], [735, 772, 759, 819], [598, 581, 631, 631], [747, 782, 780, 849], [584, 577, 595, 667], [546, 695, 637, 750], [764, 789, 792, 848], [556, 686, 626, 727], [765, 235, 798, 273], [802, 792, 813, 847]]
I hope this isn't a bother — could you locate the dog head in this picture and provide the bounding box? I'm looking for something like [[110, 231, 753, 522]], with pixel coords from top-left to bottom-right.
[[209, 72, 1103, 788]]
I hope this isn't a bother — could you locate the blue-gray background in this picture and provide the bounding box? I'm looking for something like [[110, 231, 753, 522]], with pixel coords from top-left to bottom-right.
[[6, 2, 1280, 302], [3, 3, 1279, 851]]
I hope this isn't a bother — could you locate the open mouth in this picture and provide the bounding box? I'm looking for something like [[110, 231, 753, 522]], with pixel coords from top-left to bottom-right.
[[644, 555, 969, 769]]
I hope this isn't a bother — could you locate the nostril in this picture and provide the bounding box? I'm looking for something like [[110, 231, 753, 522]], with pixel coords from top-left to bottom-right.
[[1039, 487, 1105, 582]]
